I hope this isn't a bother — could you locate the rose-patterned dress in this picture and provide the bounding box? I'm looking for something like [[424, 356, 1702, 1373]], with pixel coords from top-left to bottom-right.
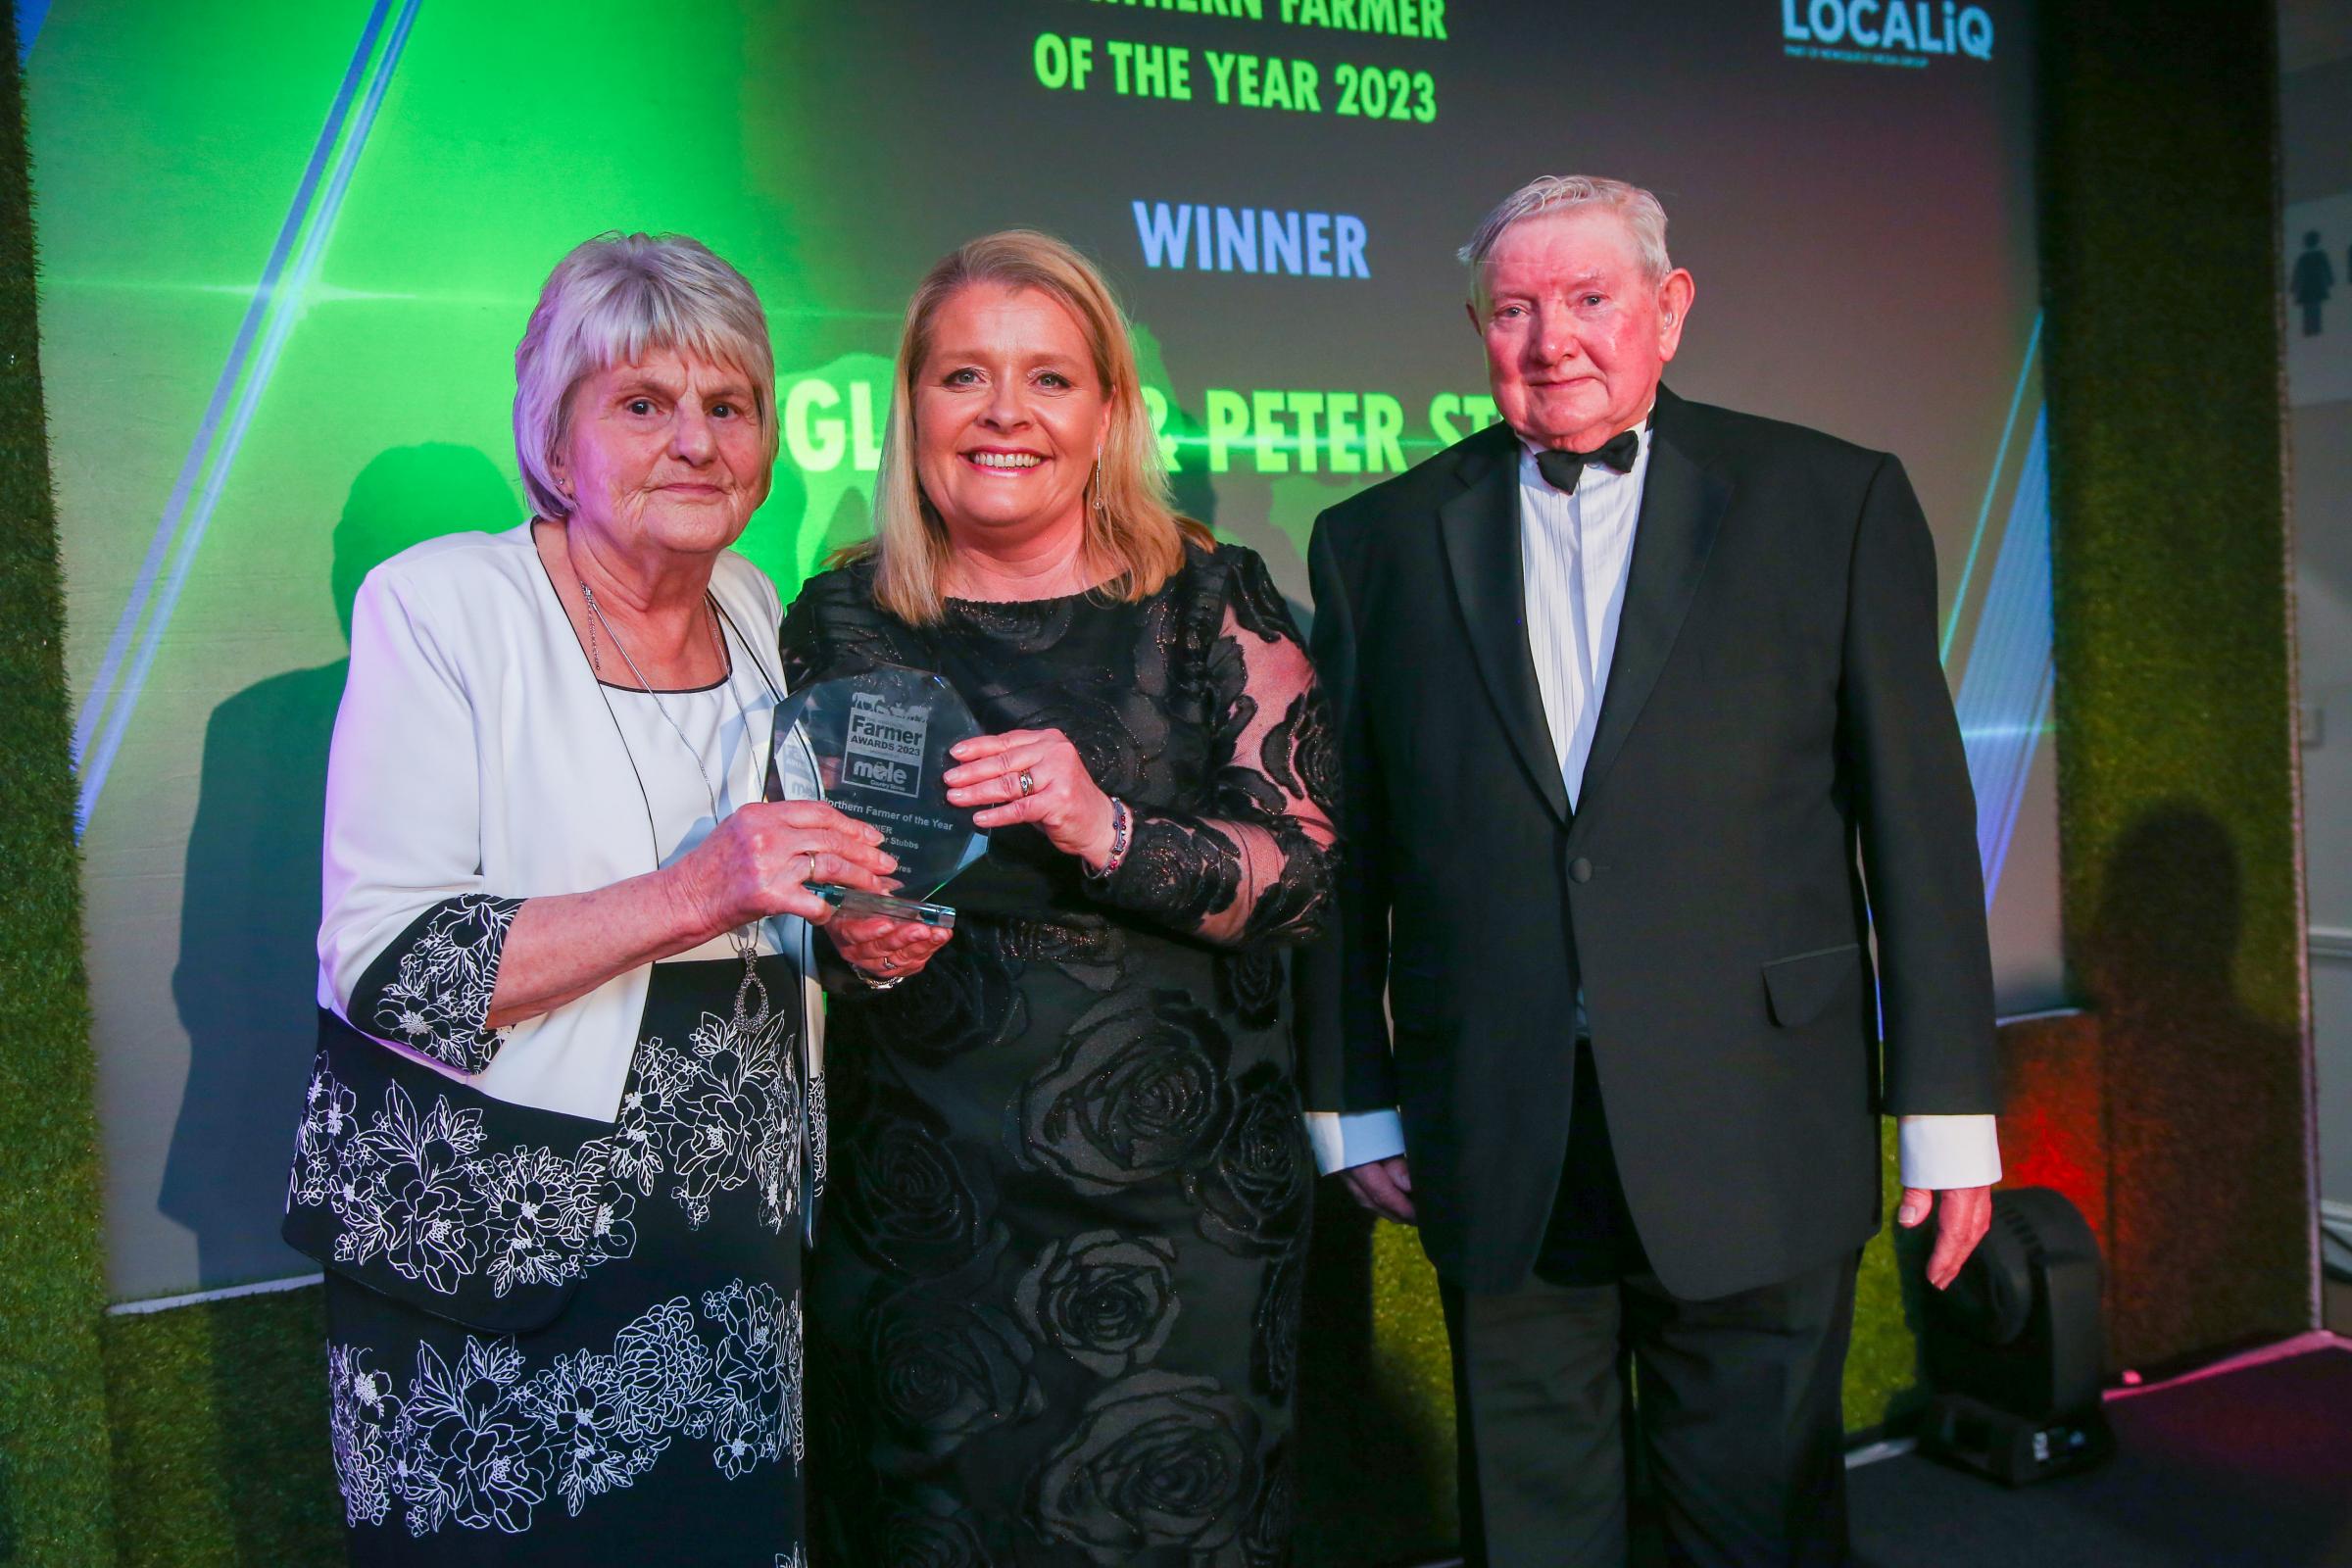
[[782, 542, 1338, 1567]]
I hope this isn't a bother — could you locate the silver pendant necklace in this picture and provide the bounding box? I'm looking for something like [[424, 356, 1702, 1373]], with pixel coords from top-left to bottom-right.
[[579, 576, 771, 1032]]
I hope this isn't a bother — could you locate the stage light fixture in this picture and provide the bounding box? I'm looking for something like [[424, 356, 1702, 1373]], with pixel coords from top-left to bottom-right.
[[1919, 1185, 2115, 1485]]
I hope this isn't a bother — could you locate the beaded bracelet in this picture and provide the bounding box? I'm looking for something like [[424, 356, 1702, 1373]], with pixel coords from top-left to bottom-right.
[[1093, 798, 1134, 878]]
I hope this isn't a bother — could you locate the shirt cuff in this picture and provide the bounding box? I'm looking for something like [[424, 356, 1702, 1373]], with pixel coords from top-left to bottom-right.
[[1303, 1109, 1406, 1175], [1897, 1113, 2002, 1189]]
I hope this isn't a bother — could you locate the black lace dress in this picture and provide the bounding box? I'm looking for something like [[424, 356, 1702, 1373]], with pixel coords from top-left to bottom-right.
[[782, 542, 1339, 1567]]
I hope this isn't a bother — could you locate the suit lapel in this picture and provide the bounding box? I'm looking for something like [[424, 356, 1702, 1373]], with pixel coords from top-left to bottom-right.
[[1438, 429, 1571, 824], [1574, 389, 1732, 817]]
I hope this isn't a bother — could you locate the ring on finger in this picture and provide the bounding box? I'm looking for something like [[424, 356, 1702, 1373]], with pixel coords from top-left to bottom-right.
[[1017, 769, 1035, 797], [881, 955, 898, 972]]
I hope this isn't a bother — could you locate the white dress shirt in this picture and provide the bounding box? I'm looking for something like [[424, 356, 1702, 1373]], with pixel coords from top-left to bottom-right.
[[1305, 422, 2000, 1191]]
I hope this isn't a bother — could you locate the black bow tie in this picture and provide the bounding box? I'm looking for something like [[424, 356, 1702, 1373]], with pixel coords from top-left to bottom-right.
[[1534, 429, 1641, 494]]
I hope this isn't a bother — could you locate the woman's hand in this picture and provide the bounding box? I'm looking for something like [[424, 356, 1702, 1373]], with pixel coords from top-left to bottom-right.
[[945, 728, 1118, 867], [672, 801, 898, 932], [827, 913, 954, 984]]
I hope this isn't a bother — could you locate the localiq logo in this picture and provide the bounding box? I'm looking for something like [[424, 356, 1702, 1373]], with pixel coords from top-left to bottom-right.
[[1782, 0, 1994, 64]]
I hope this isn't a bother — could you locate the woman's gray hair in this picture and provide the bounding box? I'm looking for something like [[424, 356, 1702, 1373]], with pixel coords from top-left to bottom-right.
[[513, 232, 778, 520], [1457, 175, 1673, 295]]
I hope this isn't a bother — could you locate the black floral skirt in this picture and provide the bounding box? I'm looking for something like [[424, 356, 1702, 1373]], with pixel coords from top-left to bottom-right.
[[807, 917, 1309, 1567], [294, 957, 814, 1566]]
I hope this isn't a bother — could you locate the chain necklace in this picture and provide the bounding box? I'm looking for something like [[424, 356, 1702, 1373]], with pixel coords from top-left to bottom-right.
[[579, 577, 771, 1032]]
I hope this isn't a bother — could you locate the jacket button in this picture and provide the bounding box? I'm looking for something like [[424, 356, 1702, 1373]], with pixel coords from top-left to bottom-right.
[[1569, 858, 1593, 884]]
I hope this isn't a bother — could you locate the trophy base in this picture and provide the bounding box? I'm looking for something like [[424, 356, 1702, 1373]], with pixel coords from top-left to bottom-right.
[[812, 884, 957, 929]]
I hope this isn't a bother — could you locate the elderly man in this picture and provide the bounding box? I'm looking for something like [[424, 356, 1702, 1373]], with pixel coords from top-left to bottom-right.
[[1298, 175, 2002, 1565]]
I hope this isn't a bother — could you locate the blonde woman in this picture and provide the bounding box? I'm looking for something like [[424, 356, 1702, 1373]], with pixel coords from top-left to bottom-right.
[[784, 230, 1338, 1563]]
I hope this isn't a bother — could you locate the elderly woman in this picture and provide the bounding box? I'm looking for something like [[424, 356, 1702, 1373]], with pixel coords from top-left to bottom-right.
[[785, 230, 1339, 1565], [280, 232, 926, 1564]]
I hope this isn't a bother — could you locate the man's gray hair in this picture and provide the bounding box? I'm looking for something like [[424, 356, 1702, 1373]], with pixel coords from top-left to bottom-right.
[[514, 231, 778, 520], [1457, 175, 1673, 293]]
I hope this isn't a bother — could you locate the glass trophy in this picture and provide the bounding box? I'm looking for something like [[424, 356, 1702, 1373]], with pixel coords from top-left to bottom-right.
[[766, 663, 989, 926]]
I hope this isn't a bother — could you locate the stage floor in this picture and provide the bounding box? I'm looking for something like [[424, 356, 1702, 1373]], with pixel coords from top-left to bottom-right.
[[1850, 1335, 2352, 1567]]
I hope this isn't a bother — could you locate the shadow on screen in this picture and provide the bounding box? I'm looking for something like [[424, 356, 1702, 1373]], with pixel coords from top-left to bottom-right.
[[162, 443, 517, 1289], [155, 442, 516, 1558]]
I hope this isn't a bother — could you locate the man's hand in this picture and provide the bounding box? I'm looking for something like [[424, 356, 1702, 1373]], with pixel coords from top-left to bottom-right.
[[1342, 1154, 1417, 1225], [1900, 1183, 1992, 1290]]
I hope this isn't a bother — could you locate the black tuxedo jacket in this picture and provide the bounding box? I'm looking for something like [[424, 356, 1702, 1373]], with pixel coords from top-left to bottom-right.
[[1298, 386, 1998, 1300]]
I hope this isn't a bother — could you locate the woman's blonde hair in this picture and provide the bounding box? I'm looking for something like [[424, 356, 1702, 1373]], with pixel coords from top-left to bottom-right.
[[853, 229, 1208, 623]]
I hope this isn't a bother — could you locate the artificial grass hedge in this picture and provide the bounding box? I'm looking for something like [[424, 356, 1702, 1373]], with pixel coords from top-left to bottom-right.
[[0, 6, 121, 1561], [102, 1291, 341, 1566], [2037, 0, 2314, 1367]]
